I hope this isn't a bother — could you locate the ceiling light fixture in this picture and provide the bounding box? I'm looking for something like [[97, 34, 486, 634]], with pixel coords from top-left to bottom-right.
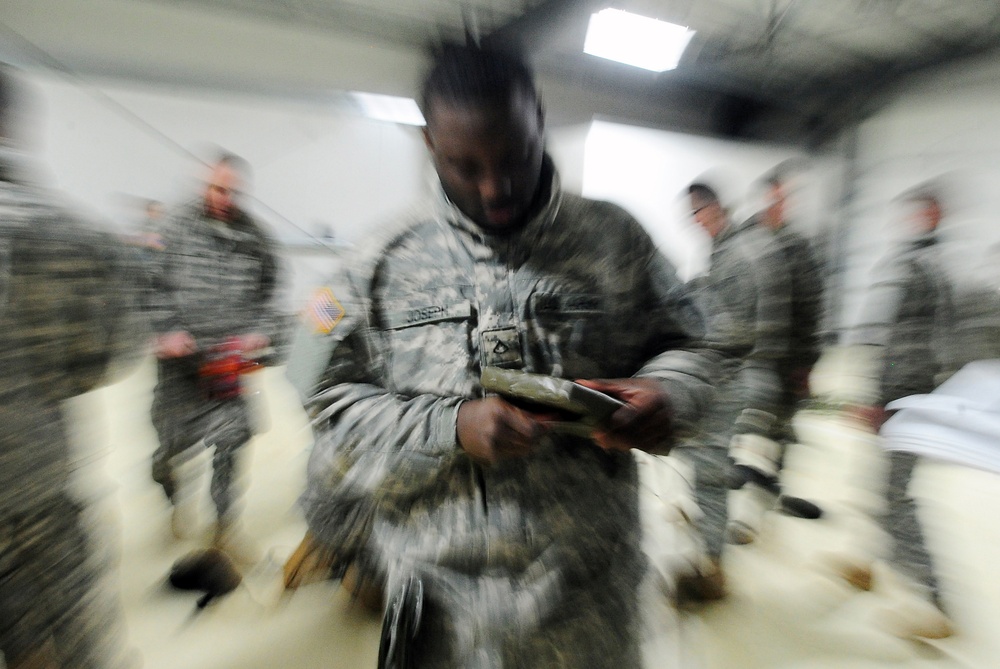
[[350, 92, 426, 126], [583, 8, 695, 73]]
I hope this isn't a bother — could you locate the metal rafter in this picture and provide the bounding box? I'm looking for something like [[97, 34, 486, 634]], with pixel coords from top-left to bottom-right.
[[482, 0, 605, 53]]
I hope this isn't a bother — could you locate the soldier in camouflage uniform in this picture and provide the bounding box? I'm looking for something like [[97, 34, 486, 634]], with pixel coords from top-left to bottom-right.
[[679, 182, 791, 596], [756, 173, 824, 412], [723, 173, 828, 541], [842, 189, 955, 638], [147, 153, 281, 548], [298, 44, 717, 668], [0, 65, 140, 669]]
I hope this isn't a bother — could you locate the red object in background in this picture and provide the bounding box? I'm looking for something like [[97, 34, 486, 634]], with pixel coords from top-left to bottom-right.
[[198, 338, 262, 400]]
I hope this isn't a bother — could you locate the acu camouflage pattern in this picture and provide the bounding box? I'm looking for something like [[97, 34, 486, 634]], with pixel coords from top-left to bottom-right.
[[745, 216, 825, 442], [150, 359, 253, 518], [146, 198, 281, 346], [300, 161, 716, 668], [686, 218, 791, 442], [853, 234, 955, 405], [772, 225, 823, 372], [0, 145, 141, 668], [770, 224, 824, 443], [147, 199, 281, 519], [852, 233, 955, 602], [680, 218, 791, 557], [881, 450, 944, 605]]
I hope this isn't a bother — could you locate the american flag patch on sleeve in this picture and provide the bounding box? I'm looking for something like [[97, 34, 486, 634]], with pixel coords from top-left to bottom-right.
[[305, 287, 345, 334]]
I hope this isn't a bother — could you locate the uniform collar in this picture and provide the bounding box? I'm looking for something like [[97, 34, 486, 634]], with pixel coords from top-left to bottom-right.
[[183, 198, 254, 236], [712, 218, 738, 248], [912, 231, 938, 249], [717, 216, 765, 248]]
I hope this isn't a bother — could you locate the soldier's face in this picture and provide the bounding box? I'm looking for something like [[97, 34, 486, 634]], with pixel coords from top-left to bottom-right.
[[690, 197, 724, 237], [203, 163, 241, 222], [423, 90, 545, 232], [911, 200, 942, 233], [764, 184, 786, 230]]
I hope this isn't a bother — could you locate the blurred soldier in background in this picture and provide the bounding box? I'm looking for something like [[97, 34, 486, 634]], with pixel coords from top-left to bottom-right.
[[147, 152, 282, 558], [756, 171, 824, 409], [680, 181, 791, 598], [132, 198, 166, 255], [0, 63, 141, 669], [852, 189, 955, 426], [840, 187, 956, 639], [732, 171, 828, 534]]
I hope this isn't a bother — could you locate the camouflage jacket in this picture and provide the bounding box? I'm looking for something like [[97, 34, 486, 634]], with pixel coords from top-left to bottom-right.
[[147, 199, 281, 349], [688, 219, 791, 433], [853, 234, 955, 404], [299, 163, 716, 654], [766, 220, 823, 373], [0, 145, 144, 517]]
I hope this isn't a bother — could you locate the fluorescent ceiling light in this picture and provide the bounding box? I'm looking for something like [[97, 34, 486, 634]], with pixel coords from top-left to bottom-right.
[[351, 92, 426, 126], [584, 8, 694, 72]]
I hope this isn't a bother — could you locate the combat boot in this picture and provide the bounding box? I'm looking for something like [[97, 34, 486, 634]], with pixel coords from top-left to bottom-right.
[[726, 479, 779, 545], [675, 556, 727, 604], [874, 564, 953, 640]]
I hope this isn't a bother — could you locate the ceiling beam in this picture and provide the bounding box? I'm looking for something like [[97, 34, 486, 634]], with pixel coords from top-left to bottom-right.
[[143, 0, 439, 49], [798, 21, 1000, 147], [482, 0, 604, 53]]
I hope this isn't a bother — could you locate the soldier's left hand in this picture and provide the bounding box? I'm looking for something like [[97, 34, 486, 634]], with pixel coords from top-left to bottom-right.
[[575, 378, 674, 453]]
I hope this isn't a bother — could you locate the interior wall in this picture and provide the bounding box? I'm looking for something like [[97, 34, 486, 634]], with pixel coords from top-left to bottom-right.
[[20, 75, 623, 315], [547, 123, 590, 196], [838, 49, 1000, 356], [580, 120, 840, 281], [20, 71, 845, 317], [1, 0, 424, 98], [21, 72, 431, 316], [29, 73, 429, 242], [1, 0, 783, 144]]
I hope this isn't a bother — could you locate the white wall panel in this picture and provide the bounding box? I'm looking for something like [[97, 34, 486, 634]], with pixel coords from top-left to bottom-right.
[[22, 72, 848, 320], [30, 74, 429, 245], [841, 50, 1000, 343], [580, 120, 832, 281]]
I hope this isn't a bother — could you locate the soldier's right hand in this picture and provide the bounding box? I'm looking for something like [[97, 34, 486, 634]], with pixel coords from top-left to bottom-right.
[[850, 404, 892, 433], [155, 330, 198, 359], [457, 397, 548, 465]]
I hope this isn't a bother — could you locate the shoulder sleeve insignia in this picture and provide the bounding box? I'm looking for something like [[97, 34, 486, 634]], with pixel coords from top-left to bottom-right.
[[304, 287, 345, 334]]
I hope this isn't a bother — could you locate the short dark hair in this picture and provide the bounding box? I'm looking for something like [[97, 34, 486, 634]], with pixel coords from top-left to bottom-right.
[[213, 150, 252, 182], [762, 158, 806, 190], [419, 42, 536, 120], [688, 182, 720, 206], [902, 187, 942, 210]]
